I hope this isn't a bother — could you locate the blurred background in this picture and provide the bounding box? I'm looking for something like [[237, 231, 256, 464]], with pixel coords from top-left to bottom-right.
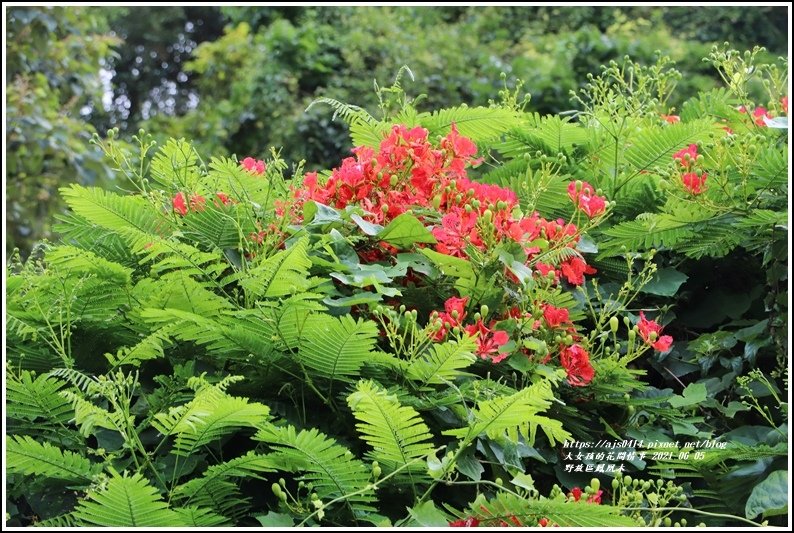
[[5, 5, 788, 257]]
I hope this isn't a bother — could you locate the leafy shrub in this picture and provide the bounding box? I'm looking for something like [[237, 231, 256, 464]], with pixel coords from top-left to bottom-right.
[[5, 45, 787, 527]]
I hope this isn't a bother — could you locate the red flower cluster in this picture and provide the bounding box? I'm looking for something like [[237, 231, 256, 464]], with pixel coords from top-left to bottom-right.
[[738, 104, 776, 126], [464, 320, 510, 363], [560, 344, 595, 387], [433, 296, 469, 340], [542, 304, 570, 329], [241, 157, 266, 175], [431, 296, 509, 363], [673, 144, 707, 195], [637, 312, 673, 352], [449, 517, 480, 527], [568, 487, 602, 504], [172, 192, 206, 216], [173, 191, 234, 216], [660, 114, 680, 124], [673, 144, 698, 168], [567, 181, 607, 218], [291, 124, 599, 287]]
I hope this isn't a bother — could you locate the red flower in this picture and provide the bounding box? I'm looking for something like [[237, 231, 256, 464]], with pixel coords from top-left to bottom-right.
[[681, 172, 707, 195], [449, 517, 480, 527], [637, 311, 674, 352], [560, 256, 596, 285], [435, 296, 469, 338], [215, 192, 233, 206], [432, 209, 482, 258], [661, 114, 680, 124], [673, 144, 698, 168], [464, 320, 510, 363], [241, 157, 266, 175], [781, 96, 788, 115], [752, 106, 771, 126], [189, 193, 206, 212], [567, 181, 607, 218], [538, 517, 551, 527], [569, 487, 584, 501], [560, 344, 595, 386], [587, 490, 603, 504], [543, 304, 569, 328], [172, 192, 188, 216]]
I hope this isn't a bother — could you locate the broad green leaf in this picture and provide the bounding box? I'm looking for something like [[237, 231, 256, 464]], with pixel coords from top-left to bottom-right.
[[745, 470, 788, 519], [377, 213, 437, 248], [640, 267, 688, 296], [668, 383, 707, 408]]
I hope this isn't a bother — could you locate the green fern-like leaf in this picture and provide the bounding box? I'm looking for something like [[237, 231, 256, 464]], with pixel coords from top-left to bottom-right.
[[622, 119, 721, 176], [678, 222, 742, 259], [465, 492, 638, 527], [74, 471, 185, 527], [255, 425, 376, 512], [60, 389, 126, 437], [180, 202, 256, 250], [347, 380, 435, 482], [34, 513, 79, 527], [152, 382, 270, 457], [349, 118, 392, 148], [405, 336, 477, 388], [60, 184, 166, 237], [443, 380, 570, 446], [206, 156, 273, 206], [679, 88, 739, 122], [6, 369, 73, 425], [598, 212, 702, 257], [750, 144, 788, 191], [420, 106, 521, 145], [105, 326, 175, 369], [236, 236, 313, 298], [174, 451, 275, 496], [6, 435, 98, 483], [135, 272, 232, 317], [172, 506, 232, 527], [294, 314, 380, 384], [54, 213, 136, 266], [140, 308, 277, 364], [150, 138, 202, 190], [45, 245, 133, 286]]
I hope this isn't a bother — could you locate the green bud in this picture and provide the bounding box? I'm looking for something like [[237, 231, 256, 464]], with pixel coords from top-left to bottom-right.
[[271, 483, 282, 497], [590, 478, 600, 491], [609, 316, 619, 333], [495, 477, 503, 486], [483, 209, 493, 222], [611, 478, 620, 490], [278, 491, 288, 502], [390, 175, 399, 186], [480, 304, 489, 317]]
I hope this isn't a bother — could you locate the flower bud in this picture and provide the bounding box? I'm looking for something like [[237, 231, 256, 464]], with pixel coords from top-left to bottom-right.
[[609, 316, 619, 333], [483, 209, 493, 222]]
